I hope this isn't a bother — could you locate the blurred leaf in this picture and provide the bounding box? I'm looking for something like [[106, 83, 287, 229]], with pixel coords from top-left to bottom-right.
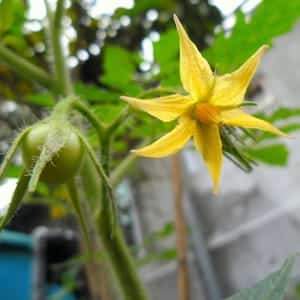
[[100, 45, 142, 95], [245, 143, 288, 166], [205, 0, 300, 73], [137, 247, 177, 266], [153, 28, 180, 87], [259, 123, 300, 141], [74, 82, 120, 103], [260, 107, 300, 122], [26, 92, 55, 107], [92, 104, 124, 124], [0, 0, 19, 33], [154, 28, 178, 66], [225, 256, 294, 300], [4, 164, 22, 178]]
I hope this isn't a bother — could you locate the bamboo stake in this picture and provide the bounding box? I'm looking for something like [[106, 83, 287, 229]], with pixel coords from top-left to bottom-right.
[[172, 154, 190, 300]]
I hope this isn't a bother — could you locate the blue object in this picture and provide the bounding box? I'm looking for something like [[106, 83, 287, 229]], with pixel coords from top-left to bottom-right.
[[0, 230, 33, 300], [47, 285, 76, 300], [1, 230, 77, 300]]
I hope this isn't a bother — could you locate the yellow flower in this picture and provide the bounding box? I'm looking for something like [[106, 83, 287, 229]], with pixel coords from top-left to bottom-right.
[[121, 15, 285, 193]]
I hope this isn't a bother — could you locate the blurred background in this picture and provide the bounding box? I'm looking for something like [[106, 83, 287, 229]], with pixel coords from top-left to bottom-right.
[[1, 0, 300, 299]]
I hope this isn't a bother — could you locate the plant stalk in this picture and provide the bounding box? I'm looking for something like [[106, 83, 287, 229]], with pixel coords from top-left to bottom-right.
[[0, 44, 56, 90], [45, 0, 72, 96], [97, 132, 148, 300], [44, 1, 148, 298]]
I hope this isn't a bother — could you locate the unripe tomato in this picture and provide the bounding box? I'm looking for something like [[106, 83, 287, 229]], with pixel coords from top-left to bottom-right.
[[22, 123, 84, 184]]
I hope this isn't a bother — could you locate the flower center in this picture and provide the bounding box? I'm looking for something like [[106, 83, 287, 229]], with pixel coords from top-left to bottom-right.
[[194, 103, 220, 124]]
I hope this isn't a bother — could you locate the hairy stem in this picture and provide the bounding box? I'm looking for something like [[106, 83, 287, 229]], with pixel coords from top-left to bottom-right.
[[45, 0, 72, 96], [43, 1, 148, 298], [97, 132, 148, 300]]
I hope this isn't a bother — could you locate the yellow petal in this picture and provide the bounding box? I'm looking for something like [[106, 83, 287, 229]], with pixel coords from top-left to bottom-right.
[[194, 124, 222, 194], [121, 94, 194, 122], [221, 108, 286, 136], [133, 117, 195, 157], [209, 45, 268, 107], [174, 15, 213, 101]]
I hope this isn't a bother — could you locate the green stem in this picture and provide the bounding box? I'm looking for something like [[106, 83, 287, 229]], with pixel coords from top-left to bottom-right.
[[97, 133, 148, 299], [72, 100, 105, 138], [45, 0, 72, 96], [43, 2, 148, 298], [98, 216, 148, 300], [0, 44, 56, 90]]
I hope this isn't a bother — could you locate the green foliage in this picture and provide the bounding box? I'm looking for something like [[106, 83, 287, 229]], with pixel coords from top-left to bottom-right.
[[26, 92, 55, 107], [204, 0, 300, 73], [153, 28, 180, 87], [226, 256, 294, 300], [74, 82, 120, 103], [0, 0, 23, 34], [245, 143, 288, 166], [100, 45, 142, 95], [266, 107, 300, 122]]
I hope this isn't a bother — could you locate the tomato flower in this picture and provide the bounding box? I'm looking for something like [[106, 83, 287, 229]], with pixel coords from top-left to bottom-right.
[[121, 15, 285, 193]]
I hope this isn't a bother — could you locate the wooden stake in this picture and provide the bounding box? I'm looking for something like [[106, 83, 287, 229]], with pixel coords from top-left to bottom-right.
[[172, 154, 190, 300]]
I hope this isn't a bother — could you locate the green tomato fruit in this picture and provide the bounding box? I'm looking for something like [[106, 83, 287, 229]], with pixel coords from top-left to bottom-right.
[[22, 123, 84, 184]]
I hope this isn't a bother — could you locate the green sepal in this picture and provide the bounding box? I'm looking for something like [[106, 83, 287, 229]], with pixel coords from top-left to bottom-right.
[[0, 127, 31, 179], [28, 123, 67, 192], [0, 169, 30, 230]]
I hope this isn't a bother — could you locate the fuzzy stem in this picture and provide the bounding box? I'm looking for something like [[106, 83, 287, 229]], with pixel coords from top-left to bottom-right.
[[72, 100, 105, 137], [0, 44, 56, 90], [98, 215, 148, 300], [43, 2, 148, 298], [97, 133, 148, 300], [45, 0, 72, 96]]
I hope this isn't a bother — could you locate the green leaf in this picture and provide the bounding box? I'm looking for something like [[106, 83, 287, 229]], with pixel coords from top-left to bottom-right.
[[259, 123, 300, 141], [74, 82, 121, 103], [136, 247, 177, 266], [4, 164, 22, 178], [260, 107, 300, 122], [0, 0, 19, 33], [92, 104, 124, 124], [100, 46, 141, 95], [26, 92, 55, 107], [245, 143, 288, 166], [226, 256, 294, 300], [205, 0, 300, 73], [153, 28, 180, 88]]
